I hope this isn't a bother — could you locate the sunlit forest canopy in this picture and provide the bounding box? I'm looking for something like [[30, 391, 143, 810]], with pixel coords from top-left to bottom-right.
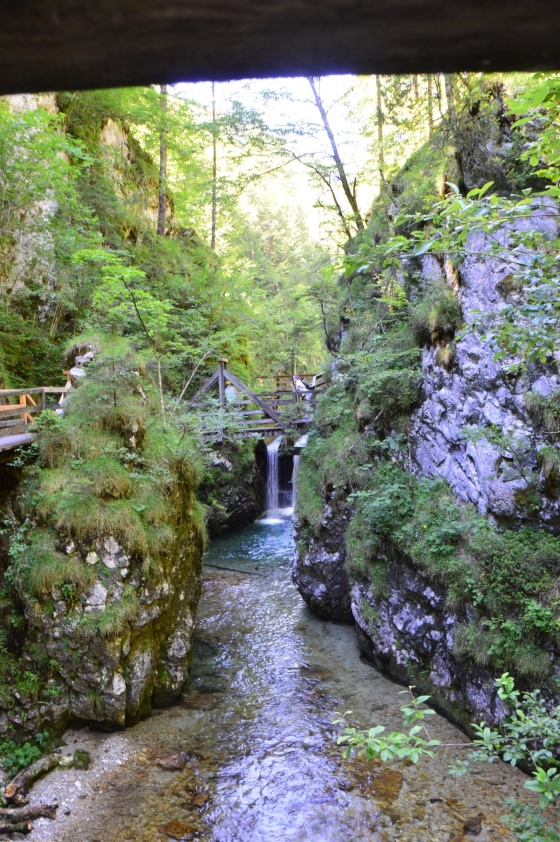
[[0, 72, 554, 396]]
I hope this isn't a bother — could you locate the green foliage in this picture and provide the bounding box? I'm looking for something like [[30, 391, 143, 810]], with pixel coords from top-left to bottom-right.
[[7, 336, 204, 604], [335, 688, 440, 763], [526, 391, 560, 442], [78, 585, 140, 640], [7, 526, 95, 599], [345, 458, 560, 678], [538, 446, 560, 491], [410, 290, 462, 346], [0, 731, 50, 777], [336, 674, 560, 841], [362, 176, 560, 371], [509, 73, 560, 198], [348, 464, 472, 597]]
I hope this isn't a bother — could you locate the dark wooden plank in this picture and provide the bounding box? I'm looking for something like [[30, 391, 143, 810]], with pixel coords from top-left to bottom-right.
[[184, 371, 219, 410], [223, 369, 283, 425], [0, 1, 558, 96]]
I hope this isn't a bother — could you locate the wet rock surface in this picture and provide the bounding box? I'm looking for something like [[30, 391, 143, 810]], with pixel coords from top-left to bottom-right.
[[26, 516, 557, 841], [410, 200, 560, 526], [350, 549, 509, 728], [292, 491, 353, 620], [200, 441, 267, 537]]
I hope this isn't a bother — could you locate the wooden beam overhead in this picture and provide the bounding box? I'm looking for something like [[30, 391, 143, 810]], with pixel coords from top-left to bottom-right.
[[0, 1, 559, 95]]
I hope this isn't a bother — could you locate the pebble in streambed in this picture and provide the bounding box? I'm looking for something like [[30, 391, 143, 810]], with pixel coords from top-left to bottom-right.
[[25, 513, 559, 841]]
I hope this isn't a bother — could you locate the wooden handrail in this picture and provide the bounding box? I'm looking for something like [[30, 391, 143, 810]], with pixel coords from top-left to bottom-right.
[[0, 404, 42, 421], [0, 375, 71, 449]]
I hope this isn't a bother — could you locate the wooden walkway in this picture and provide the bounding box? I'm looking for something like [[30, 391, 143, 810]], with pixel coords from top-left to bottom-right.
[[187, 359, 324, 442], [0, 362, 324, 454], [0, 377, 71, 455]]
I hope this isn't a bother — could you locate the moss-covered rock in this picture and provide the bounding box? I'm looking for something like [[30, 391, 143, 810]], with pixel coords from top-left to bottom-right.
[[0, 337, 205, 734], [293, 84, 560, 727], [198, 439, 266, 537]]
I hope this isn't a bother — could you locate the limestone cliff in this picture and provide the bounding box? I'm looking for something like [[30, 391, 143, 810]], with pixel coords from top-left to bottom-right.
[[294, 96, 560, 725], [410, 200, 560, 527]]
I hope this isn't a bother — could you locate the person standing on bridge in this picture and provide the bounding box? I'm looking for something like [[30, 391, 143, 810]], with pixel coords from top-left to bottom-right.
[[292, 375, 312, 402], [225, 381, 238, 403]]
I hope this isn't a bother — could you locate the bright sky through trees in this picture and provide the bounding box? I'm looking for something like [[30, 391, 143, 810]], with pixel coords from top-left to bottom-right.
[[174, 76, 376, 243]]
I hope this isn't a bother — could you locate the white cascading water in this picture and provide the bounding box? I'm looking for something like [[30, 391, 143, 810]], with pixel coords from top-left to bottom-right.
[[291, 455, 301, 506], [290, 433, 308, 507], [265, 436, 282, 511]]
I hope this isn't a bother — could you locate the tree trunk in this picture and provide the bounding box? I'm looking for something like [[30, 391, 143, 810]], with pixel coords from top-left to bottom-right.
[[444, 73, 457, 133], [4, 755, 59, 803], [375, 75, 386, 188], [434, 74, 444, 120], [157, 83, 168, 237], [211, 81, 217, 250], [0, 805, 58, 822], [307, 76, 364, 231], [156, 353, 166, 430], [427, 74, 434, 134]]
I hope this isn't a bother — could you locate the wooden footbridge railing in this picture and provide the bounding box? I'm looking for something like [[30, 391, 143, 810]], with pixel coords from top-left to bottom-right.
[[0, 375, 71, 454], [0, 361, 324, 453], [186, 358, 324, 442]]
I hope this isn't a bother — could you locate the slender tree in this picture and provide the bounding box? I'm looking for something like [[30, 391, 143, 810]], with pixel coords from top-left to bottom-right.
[[444, 73, 457, 133], [427, 74, 434, 134], [374, 75, 386, 188], [157, 84, 168, 237], [210, 82, 218, 250], [307, 77, 364, 231]]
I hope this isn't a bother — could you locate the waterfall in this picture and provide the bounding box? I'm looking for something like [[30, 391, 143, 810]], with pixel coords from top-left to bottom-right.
[[291, 455, 301, 506], [265, 436, 282, 511], [291, 433, 307, 507]]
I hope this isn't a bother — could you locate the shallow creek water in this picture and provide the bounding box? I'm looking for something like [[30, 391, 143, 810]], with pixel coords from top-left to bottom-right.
[[28, 509, 542, 841]]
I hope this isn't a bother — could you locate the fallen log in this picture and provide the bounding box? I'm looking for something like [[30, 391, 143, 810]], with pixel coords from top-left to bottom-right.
[[4, 755, 58, 803], [0, 804, 58, 822], [0, 820, 32, 834]]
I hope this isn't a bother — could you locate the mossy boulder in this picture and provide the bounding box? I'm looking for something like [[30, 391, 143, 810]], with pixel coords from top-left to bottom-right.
[[1, 337, 205, 732]]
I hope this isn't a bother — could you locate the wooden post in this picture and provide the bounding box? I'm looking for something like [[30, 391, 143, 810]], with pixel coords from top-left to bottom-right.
[[40, 389, 46, 413], [218, 358, 227, 409], [218, 357, 227, 443]]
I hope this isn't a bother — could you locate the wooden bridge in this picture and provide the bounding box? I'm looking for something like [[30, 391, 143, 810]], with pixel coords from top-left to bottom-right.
[[0, 361, 324, 455], [0, 376, 71, 457], [187, 358, 324, 442]]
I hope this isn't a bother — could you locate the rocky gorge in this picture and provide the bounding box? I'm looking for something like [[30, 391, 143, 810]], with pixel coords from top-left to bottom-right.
[[293, 101, 560, 728]]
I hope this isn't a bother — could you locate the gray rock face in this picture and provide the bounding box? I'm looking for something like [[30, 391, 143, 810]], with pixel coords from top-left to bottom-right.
[[410, 200, 560, 525], [293, 492, 353, 620], [350, 550, 509, 727], [293, 200, 560, 728]]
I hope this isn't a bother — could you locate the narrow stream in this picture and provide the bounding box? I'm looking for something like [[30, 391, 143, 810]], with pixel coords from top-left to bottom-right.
[[29, 509, 537, 841]]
